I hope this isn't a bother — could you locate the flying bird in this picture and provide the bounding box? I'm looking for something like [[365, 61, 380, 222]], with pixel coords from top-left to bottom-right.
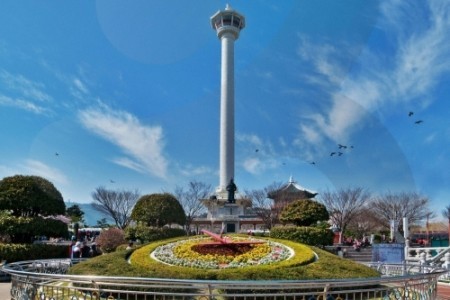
[[310, 162, 316, 165], [415, 120, 424, 124], [110, 180, 115, 183], [330, 152, 336, 156], [338, 144, 347, 149], [255, 149, 259, 153], [55, 152, 59, 156], [338, 152, 343, 156], [408, 111, 414, 117]]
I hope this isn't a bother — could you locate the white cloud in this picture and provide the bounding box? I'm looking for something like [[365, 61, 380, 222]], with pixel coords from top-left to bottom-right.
[[73, 78, 89, 95], [236, 133, 262, 146], [22, 159, 69, 185], [424, 133, 437, 144], [0, 69, 52, 102], [112, 157, 147, 173], [242, 158, 262, 174], [297, 0, 450, 144], [298, 123, 322, 144], [297, 36, 347, 86], [0, 95, 49, 114], [0, 70, 53, 114], [78, 103, 168, 179], [179, 164, 214, 177]]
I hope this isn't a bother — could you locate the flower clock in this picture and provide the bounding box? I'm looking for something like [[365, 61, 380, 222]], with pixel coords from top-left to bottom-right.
[[151, 236, 293, 269]]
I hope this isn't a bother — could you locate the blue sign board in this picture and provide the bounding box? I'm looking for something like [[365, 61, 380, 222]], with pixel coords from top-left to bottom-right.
[[372, 243, 404, 263]]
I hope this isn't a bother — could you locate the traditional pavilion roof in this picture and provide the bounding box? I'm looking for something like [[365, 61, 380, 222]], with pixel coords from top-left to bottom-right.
[[268, 176, 318, 200]]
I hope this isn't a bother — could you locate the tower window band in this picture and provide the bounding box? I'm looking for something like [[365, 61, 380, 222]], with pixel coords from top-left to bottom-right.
[[214, 14, 242, 30]]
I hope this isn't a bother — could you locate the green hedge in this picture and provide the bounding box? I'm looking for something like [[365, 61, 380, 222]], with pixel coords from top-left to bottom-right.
[[124, 225, 186, 243], [270, 226, 334, 246], [0, 216, 68, 243], [0, 243, 69, 263]]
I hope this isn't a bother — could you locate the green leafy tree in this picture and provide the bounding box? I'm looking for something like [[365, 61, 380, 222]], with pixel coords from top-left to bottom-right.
[[66, 204, 85, 223], [0, 175, 67, 243], [0, 175, 65, 217], [280, 199, 329, 227], [131, 193, 186, 227]]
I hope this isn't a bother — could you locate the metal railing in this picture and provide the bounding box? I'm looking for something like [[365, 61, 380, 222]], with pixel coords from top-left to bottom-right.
[[1, 259, 446, 300]]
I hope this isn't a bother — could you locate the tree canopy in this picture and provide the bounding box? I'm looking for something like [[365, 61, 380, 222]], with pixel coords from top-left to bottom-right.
[[280, 198, 329, 226], [0, 175, 65, 216], [0, 175, 67, 243], [131, 193, 186, 227], [66, 204, 85, 223]]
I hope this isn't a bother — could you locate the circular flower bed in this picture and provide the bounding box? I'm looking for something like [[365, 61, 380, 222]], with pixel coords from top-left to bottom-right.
[[151, 236, 293, 269]]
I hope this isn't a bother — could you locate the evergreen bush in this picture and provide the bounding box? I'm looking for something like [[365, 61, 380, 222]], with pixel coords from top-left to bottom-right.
[[125, 224, 186, 243], [0, 243, 68, 263], [270, 226, 333, 246]]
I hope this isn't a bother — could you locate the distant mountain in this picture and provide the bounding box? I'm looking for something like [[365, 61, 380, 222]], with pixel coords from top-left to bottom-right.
[[66, 202, 114, 227]]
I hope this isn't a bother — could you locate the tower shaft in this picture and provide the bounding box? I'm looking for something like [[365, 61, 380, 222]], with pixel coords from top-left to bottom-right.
[[219, 32, 235, 191], [211, 4, 245, 195]]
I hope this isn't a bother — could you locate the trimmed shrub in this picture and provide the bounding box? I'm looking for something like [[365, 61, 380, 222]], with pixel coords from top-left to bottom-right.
[[0, 214, 68, 244], [270, 226, 333, 246], [131, 193, 186, 227], [0, 175, 67, 243], [125, 224, 186, 243], [0, 243, 69, 263], [280, 199, 329, 226], [96, 228, 126, 253]]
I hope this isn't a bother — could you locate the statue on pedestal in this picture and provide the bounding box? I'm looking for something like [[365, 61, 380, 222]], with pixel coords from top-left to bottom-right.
[[226, 178, 237, 203]]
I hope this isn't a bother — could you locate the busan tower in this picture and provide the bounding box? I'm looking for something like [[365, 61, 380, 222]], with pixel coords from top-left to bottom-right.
[[210, 4, 245, 196]]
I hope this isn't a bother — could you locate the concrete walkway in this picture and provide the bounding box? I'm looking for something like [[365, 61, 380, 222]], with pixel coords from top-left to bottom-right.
[[0, 282, 10, 300]]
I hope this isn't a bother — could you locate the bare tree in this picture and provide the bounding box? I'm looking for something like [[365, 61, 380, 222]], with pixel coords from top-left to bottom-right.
[[319, 187, 371, 244], [345, 209, 384, 239], [91, 187, 140, 229], [174, 181, 212, 234], [442, 205, 450, 243], [244, 182, 284, 230], [369, 191, 433, 232]]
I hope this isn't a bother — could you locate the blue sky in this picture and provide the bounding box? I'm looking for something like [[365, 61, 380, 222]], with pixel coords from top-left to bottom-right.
[[0, 1, 448, 220]]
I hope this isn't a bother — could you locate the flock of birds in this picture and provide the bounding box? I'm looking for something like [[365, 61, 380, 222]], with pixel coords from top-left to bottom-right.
[[51, 112, 424, 182], [409, 111, 424, 124], [254, 110, 425, 167]]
